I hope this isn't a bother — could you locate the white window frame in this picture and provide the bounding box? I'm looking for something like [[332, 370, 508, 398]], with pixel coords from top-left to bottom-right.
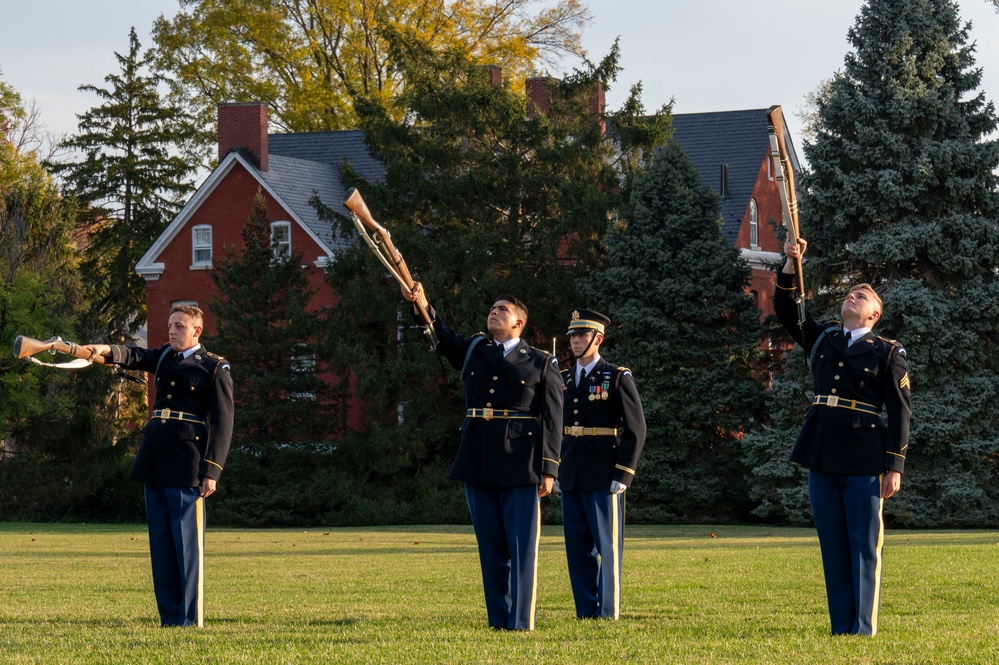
[[749, 199, 759, 249], [271, 221, 292, 261], [191, 225, 212, 268]]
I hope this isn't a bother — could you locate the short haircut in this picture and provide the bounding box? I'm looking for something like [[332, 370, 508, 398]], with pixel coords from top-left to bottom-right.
[[494, 294, 528, 326], [849, 284, 883, 315], [170, 304, 204, 325]]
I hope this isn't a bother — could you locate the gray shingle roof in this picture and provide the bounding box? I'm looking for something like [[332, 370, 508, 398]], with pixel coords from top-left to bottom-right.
[[670, 108, 800, 244], [258, 155, 346, 251], [269, 130, 386, 182], [260, 115, 800, 252], [261, 130, 386, 253]]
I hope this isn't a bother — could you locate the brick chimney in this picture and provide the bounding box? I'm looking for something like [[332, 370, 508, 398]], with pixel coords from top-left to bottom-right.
[[484, 65, 502, 88], [588, 85, 606, 136], [218, 102, 268, 170], [526, 77, 555, 119], [525, 77, 605, 135]]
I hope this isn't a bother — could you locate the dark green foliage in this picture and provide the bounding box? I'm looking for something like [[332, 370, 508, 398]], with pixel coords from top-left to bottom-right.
[[584, 143, 768, 522], [207, 191, 348, 526], [50, 28, 205, 343], [0, 78, 145, 522], [765, 0, 999, 525], [316, 30, 670, 524], [741, 340, 813, 526]]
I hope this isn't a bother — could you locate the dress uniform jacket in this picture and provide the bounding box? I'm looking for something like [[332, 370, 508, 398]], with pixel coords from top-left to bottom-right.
[[429, 313, 562, 487], [774, 272, 911, 475], [110, 343, 234, 487], [560, 359, 646, 492]]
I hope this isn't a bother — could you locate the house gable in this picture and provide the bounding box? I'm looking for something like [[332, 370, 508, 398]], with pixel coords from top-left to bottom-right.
[[136, 152, 341, 279]]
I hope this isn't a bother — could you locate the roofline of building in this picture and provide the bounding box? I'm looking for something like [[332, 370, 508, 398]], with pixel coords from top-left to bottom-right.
[[740, 247, 784, 268], [135, 152, 338, 279]]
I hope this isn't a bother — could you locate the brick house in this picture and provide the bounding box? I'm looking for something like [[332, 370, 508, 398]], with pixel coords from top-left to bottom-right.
[[670, 107, 800, 319], [135, 102, 384, 346], [134, 96, 799, 403]]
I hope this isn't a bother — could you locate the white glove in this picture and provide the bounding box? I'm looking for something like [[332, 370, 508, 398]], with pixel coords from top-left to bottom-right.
[[610, 481, 627, 494], [553, 479, 561, 495]]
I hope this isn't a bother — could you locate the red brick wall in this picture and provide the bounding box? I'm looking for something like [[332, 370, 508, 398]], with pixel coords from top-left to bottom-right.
[[732, 149, 787, 319]]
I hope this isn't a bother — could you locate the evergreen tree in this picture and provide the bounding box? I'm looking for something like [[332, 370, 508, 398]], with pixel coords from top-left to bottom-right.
[[51, 28, 204, 343], [795, 0, 999, 525], [316, 33, 671, 524], [207, 190, 344, 526], [0, 77, 143, 521], [584, 143, 768, 522], [741, 340, 813, 525]]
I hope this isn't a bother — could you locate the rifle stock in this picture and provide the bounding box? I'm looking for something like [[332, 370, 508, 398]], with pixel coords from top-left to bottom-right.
[[13, 335, 109, 365], [341, 187, 433, 326]]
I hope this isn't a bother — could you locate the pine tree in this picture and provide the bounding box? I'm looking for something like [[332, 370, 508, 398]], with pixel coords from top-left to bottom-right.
[[316, 34, 671, 524], [799, 0, 999, 525], [1, 77, 143, 521], [51, 28, 204, 343], [583, 143, 768, 521], [207, 190, 343, 526]]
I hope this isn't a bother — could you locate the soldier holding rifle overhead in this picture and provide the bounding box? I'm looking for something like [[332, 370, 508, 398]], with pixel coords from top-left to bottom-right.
[[776, 237, 911, 636], [559, 308, 646, 620], [84, 304, 233, 628], [403, 282, 562, 631]]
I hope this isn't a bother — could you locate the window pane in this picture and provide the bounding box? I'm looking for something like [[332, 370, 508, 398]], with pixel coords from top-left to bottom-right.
[[193, 226, 212, 264], [271, 223, 291, 259], [271, 224, 290, 243]]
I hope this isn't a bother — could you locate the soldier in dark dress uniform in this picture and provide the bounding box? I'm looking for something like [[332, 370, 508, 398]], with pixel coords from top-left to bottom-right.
[[559, 309, 646, 619], [404, 284, 562, 631], [775, 238, 911, 636], [86, 305, 233, 627]]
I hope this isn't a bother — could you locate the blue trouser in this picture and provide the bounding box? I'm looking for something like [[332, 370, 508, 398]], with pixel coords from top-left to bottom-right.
[[143, 485, 205, 627], [808, 470, 885, 635], [562, 487, 624, 618], [464, 483, 542, 630]]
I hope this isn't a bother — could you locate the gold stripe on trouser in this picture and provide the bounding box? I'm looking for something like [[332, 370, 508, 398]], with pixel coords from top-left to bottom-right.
[[196, 497, 205, 628], [870, 476, 885, 636], [528, 499, 541, 631], [610, 493, 621, 619]]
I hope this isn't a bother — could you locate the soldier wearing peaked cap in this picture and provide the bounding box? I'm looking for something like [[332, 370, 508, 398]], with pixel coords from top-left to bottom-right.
[[404, 283, 562, 631], [84, 304, 234, 628], [776, 237, 911, 637], [560, 308, 646, 619]]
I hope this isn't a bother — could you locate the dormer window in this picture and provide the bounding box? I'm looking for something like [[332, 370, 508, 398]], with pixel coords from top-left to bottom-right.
[[192, 225, 212, 267], [270, 221, 291, 260], [749, 199, 759, 249]]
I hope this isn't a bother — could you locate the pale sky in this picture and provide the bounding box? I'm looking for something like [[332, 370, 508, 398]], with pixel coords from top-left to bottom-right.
[[3, 0, 999, 169]]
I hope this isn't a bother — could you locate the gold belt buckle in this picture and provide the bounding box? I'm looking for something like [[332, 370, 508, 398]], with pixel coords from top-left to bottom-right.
[[826, 395, 839, 408], [161, 408, 171, 422], [570, 426, 584, 437], [482, 408, 494, 421]]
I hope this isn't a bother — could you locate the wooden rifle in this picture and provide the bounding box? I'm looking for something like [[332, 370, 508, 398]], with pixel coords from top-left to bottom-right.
[[12, 335, 145, 384], [766, 105, 806, 329], [341, 188, 449, 383]]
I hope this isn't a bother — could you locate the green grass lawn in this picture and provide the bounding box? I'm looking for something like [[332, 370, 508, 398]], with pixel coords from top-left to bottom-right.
[[1, 523, 997, 664]]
